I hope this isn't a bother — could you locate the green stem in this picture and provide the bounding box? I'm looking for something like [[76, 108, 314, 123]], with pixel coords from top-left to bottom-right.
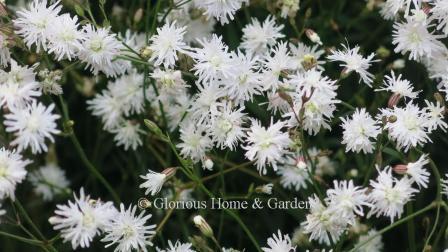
[[0, 231, 43, 246], [58, 96, 120, 203], [349, 203, 436, 252], [422, 154, 443, 249], [14, 200, 45, 241], [165, 139, 262, 252], [406, 203, 416, 252]]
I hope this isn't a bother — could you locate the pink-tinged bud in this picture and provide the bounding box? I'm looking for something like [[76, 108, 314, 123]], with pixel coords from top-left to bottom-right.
[[388, 93, 402, 108], [305, 29, 322, 45], [296, 156, 307, 169], [393, 164, 408, 175], [162, 167, 177, 179], [422, 5, 431, 15]]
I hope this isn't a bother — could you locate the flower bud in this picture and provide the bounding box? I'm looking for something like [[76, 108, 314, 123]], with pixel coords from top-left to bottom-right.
[[193, 215, 214, 238], [391, 59, 405, 69], [301, 54, 317, 71], [203, 157, 214, 170], [393, 164, 408, 175], [296, 156, 307, 169], [134, 8, 144, 23], [388, 93, 401, 108], [388, 115, 397, 123], [305, 29, 322, 45], [139, 46, 152, 60], [376, 46, 390, 59], [162, 167, 177, 179]]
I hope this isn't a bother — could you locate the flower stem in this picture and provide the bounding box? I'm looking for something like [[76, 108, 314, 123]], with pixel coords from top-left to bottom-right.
[[57, 95, 120, 203], [349, 202, 436, 252]]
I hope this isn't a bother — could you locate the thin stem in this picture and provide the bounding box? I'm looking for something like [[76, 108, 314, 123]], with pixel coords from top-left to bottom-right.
[[58, 96, 120, 203], [14, 200, 45, 241], [349, 202, 436, 252], [422, 154, 443, 249], [0, 231, 43, 246]]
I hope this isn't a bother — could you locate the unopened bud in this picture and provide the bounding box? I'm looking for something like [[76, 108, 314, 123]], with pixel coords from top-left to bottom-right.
[[203, 158, 214, 170], [376, 46, 390, 58], [301, 54, 317, 71], [305, 29, 322, 45], [388, 93, 401, 108], [388, 115, 397, 123], [349, 169, 358, 178], [277, 90, 293, 106], [296, 156, 307, 169], [193, 215, 214, 238], [255, 183, 273, 195], [434, 92, 445, 105], [393, 164, 408, 175], [134, 8, 144, 23], [162, 167, 177, 179], [391, 59, 405, 69], [144, 119, 168, 142], [140, 46, 152, 60]]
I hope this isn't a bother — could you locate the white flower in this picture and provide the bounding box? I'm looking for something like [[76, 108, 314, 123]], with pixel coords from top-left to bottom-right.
[[28, 163, 70, 201], [380, 0, 419, 20], [188, 83, 224, 124], [49, 188, 117, 249], [109, 71, 146, 116], [431, 0, 448, 35], [340, 108, 381, 154], [243, 119, 292, 175], [278, 0, 301, 18], [442, 174, 448, 198], [276, 155, 310, 191], [195, 0, 248, 25], [380, 103, 431, 151], [139, 169, 167, 196], [376, 71, 419, 100], [4, 101, 60, 154], [111, 121, 144, 151], [367, 167, 418, 222], [164, 1, 216, 43], [149, 22, 188, 68], [262, 230, 296, 252], [326, 180, 371, 220], [101, 204, 156, 252], [241, 15, 284, 55], [13, 0, 62, 52], [209, 103, 246, 150], [220, 52, 263, 105], [353, 229, 384, 252], [289, 69, 337, 98], [405, 154, 430, 188], [151, 68, 189, 96], [0, 32, 11, 67], [0, 148, 31, 200], [302, 195, 346, 245], [0, 59, 41, 109], [177, 123, 213, 163], [158, 240, 195, 252], [87, 90, 123, 130], [284, 91, 339, 136], [392, 16, 444, 61], [327, 44, 377, 86], [289, 42, 325, 71], [189, 34, 235, 83], [47, 13, 83, 61], [78, 24, 125, 77], [424, 100, 448, 132], [261, 42, 295, 91]]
